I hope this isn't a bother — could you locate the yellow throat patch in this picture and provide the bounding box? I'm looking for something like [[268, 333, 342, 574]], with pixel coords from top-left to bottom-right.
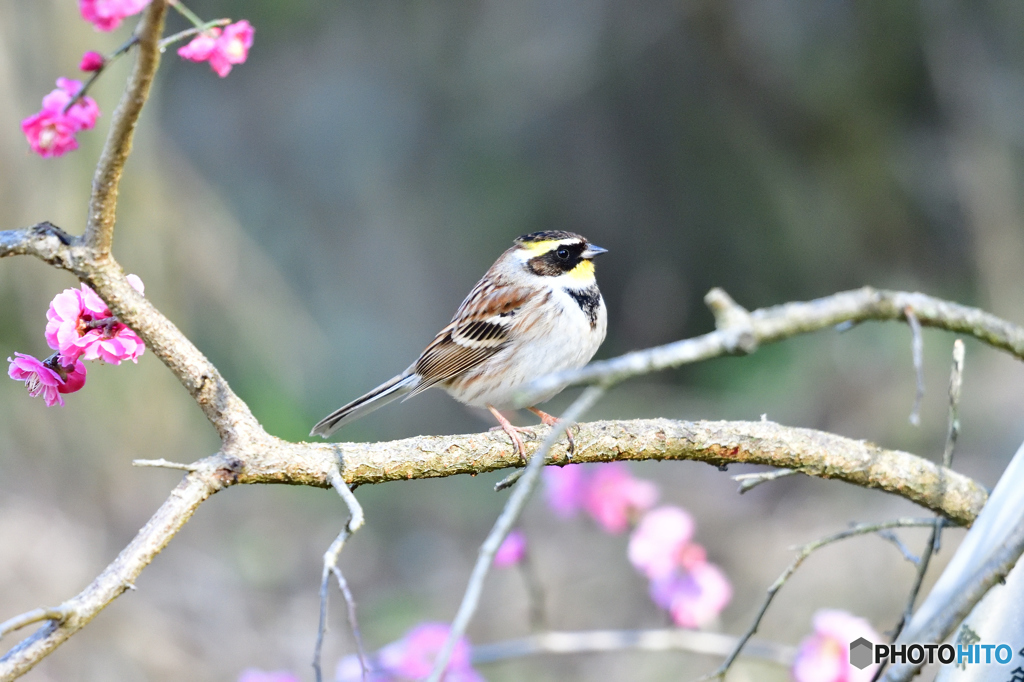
[[565, 259, 595, 284]]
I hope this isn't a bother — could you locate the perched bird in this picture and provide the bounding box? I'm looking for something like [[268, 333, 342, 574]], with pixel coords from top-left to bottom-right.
[[310, 231, 608, 457]]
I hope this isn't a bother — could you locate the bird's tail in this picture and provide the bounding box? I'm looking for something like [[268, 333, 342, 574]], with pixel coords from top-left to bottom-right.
[[310, 372, 420, 438]]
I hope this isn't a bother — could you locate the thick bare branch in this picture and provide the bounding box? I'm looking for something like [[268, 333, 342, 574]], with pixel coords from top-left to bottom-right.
[[84, 1, 168, 257], [243, 419, 987, 526]]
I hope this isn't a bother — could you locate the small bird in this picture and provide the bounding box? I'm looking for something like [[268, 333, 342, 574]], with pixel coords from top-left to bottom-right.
[[310, 231, 608, 458]]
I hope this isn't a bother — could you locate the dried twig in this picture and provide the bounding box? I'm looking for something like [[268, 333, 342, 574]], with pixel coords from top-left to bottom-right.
[[732, 468, 801, 493], [904, 307, 925, 425], [0, 609, 69, 642], [873, 340, 965, 682], [132, 458, 199, 471], [425, 386, 607, 682], [314, 471, 367, 682], [701, 518, 944, 681], [522, 287, 1024, 402], [471, 628, 796, 667]]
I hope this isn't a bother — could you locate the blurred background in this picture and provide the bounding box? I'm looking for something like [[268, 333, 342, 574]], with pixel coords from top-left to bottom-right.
[[3, 0, 1024, 679]]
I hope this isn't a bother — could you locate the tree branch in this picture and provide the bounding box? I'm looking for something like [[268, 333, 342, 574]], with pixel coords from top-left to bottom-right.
[[0, 416, 987, 679], [238, 419, 986, 526], [84, 0, 168, 258], [0, 453, 238, 679], [525, 287, 1024, 401], [470, 628, 797, 668], [1, 217, 1014, 678]]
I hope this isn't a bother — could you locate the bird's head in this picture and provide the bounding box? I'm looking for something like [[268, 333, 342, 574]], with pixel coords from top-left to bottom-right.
[[512, 231, 608, 285]]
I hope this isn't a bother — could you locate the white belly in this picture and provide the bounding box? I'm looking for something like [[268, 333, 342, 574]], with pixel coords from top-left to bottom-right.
[[444, 287, 607, 409]]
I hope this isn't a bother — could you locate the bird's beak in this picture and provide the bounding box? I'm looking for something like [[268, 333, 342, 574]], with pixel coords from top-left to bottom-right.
[[582, 244, 608, 259]]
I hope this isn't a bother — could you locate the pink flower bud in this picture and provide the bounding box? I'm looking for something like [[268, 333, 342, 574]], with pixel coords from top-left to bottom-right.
[[79, 51, 105, 72]]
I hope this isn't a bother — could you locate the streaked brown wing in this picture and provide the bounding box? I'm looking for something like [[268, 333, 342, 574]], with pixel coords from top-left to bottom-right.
[[407, 279, 532, 397]]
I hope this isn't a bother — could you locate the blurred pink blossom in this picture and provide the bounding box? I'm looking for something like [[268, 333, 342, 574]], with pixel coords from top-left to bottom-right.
[[237, 670, 299, 682], [494, 529, 527, 568], [7, 353, 87, 407], [649, 558, 732, 629], [628, 506, 696, 579], [21, 78, 100, 158], [543, 464, 586, 517], [45, 277, 146, 365], [79, 51, 105, 71], [583, 462, 659, 533], [178, 20, 255, 77], [335, 622, 484, 682], [792, 610, 881, 682], [79, 0, 150, 32]]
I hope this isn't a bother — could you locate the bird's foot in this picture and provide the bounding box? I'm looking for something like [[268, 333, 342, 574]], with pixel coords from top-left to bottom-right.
[[487, 406, 531, 463], [528, 407, 576, 459]]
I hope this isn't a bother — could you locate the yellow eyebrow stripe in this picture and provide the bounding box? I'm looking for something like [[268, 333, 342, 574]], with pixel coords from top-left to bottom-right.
[[520, 239, 577, 257]]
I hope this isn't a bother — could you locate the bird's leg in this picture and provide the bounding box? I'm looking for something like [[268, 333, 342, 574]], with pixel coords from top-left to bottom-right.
[[528, 407, 576, 458], [487, 405, 530, 463]]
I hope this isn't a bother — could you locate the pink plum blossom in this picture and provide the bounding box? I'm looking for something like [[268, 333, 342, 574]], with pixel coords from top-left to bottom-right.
[[79, 0, 150, 32], [178, 20, 255, 77], [79, 51, 105, 72], [792, 610, 881, 682], [494, 529, 527, 568], [649, 558, 732, 629], [583, 462, 659, 533], [8, 353, 87, 407], [543, 464, 586, 518], [628, 506, 696, 579], [45, 276, 146, 365], [335, 622, 484, 682], [237, 671, 299, 682], [21, 78, 100, 158]]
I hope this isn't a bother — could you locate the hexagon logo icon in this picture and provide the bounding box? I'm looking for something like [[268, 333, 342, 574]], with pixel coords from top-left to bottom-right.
[[850, 637, 874, 670]]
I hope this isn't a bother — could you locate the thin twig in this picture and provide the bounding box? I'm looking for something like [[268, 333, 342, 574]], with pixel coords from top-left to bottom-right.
[[876, 530, 921, 565], [314, 471, 368, 682], [873, 341, 965, 681], [132, 458, 199, 471], [426, 386, 607, 682], [732, 468, 801, 494], [517, 548, 547, 632], [520, 287, 1024, 403], [62, 35, 139, 114], [882, 513, 1024, 681], [942, 339, 965, 470], [905, 307, 925, 426], [158, 19, 230, 51], [471, 628, 796, 667], [0, 608, 69, 641], [701, 518, 944, 681]]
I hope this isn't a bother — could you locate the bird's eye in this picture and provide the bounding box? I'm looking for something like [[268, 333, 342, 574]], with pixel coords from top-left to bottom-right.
[[556, 248, 570, 260]]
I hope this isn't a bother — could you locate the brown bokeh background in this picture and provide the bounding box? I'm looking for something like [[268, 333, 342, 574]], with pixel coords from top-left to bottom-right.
[[3, 1, 1024, 680]]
